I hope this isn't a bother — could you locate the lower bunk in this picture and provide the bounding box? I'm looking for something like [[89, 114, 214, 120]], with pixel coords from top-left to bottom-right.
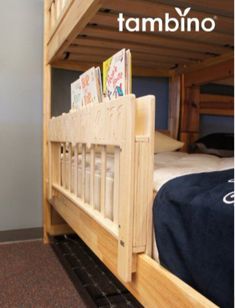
[[46, 94, 233, 307], [49, 191, 217, 308]]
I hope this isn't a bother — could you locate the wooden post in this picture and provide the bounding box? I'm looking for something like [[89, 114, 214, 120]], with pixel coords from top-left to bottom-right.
[[117, 97, 136, 282], [180, 85, 200, 151], [43, 0, 52, 243], [169, 75, 181, 139]]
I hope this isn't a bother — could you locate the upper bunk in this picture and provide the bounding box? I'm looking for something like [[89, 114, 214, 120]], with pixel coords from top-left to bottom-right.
[[45, 0, 234, 79]]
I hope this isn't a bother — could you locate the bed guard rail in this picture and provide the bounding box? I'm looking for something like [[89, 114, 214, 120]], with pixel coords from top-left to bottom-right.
[[48, 95, 155, 282]]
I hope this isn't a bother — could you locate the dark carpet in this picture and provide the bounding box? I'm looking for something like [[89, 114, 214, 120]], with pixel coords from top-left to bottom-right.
[[0, 240, 87, 308]]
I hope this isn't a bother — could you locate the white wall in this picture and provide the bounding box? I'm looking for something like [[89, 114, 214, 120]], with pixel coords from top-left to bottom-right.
[[0, 0, 43, 231]]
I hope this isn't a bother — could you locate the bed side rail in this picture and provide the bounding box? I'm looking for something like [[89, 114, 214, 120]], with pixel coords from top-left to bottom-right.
[[48, 95, 155, 282]]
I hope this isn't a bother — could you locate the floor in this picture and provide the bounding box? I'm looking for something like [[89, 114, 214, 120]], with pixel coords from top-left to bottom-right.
[[0, 240, 87, 308]]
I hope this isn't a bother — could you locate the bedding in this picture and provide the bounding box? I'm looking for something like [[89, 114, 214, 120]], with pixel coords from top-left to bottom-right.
[[153, 169, 234, 308], [190, 133, 234, 157], [62, 152, 234, 221]]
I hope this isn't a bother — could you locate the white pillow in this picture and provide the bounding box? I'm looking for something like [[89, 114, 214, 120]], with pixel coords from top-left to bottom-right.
[[154, 131, 184, 153]]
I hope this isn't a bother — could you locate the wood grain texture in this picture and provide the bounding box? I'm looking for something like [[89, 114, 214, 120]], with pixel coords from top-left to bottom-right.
[[51, 192, 217, 308]]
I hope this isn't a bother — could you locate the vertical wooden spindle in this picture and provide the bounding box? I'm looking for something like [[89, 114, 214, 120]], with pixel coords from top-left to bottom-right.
[[100, 146, 107, 215], [74, 144, 78, 196], [68, 143, 72, 192], [62, 142, 66, 188], [90, 145, 95, 207], [81, 144, 86, 201], [113, 147, 120, 224]]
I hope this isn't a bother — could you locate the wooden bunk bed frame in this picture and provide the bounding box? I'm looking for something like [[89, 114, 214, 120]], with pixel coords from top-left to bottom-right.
[[43, 0, 234, 306]]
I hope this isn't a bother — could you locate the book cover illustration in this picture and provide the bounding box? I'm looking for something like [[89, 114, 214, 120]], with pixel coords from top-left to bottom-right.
[[103, 49, 127, 100], [80, 67, 100, 105], [71, 78, 83, 110]]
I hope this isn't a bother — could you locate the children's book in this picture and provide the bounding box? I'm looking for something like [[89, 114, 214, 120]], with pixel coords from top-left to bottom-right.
[[103, 49, 132, 100], [71, 78, 83, 110], [80, 67, 101, 105]]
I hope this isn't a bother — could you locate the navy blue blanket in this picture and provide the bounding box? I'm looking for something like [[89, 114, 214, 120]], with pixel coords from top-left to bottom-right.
[[153, 169, 234, 308]]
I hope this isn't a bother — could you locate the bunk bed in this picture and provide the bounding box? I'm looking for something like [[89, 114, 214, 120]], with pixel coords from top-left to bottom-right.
[[43, 0, 234, 307]]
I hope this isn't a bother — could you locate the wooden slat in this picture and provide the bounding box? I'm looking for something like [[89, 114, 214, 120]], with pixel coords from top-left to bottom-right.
[[200, 93, 234, 116], [62, 143, 66, 188], [91, 12, 233, 46], [200, 109, 234, 116], [113, 147, 120, 224], [184, 58, 234, 86], [81, 144, 86, 201], [81, 26, 229, 54], [178, 51, 234, 74], [66, 53, 173, 69], [68, 143, 72, 192], [47, 0, 102, 63], [74, 144, 78, 196], [102, 0, 233, 34], [200, 93, 234, 106], [90, 145, 95, 207], [53, 187, 118, 238], [100, 146, 106, 215], [52, 60, 172, 76], [160, 0, 233, 18], [74, 37, 208, 61], [67, 45, 196, 64]]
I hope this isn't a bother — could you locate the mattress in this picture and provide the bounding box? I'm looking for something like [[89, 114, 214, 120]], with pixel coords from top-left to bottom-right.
[[61, 152, 234, 260]]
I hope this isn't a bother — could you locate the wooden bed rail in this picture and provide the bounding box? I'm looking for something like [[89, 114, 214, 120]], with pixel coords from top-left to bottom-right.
[[48, 95, 155, 282], [47, 0, 73, 43]]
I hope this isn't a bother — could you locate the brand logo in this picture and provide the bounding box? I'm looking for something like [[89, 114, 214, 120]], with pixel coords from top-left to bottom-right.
[[118, 8, 216, 33]]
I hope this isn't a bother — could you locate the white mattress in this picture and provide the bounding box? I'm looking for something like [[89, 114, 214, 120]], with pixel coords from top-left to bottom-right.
[[153, 152, 234, 191], [61, 152, 234, 261]]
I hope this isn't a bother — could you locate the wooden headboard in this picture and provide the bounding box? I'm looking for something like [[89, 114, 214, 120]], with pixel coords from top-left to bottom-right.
[[178, 55, 234, 151]]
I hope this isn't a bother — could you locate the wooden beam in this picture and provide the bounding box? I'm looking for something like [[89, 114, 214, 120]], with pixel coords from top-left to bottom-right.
[[66, 45, 196, 64], [159, 0, 233, 18], [48, 0, 102, 63], [74, 37, 208, 61], [52, 60, 172, 76], [184, 58, 234, 86], [102, 0, 233, 34], [65, 53, 174, 70], [81, 26, 229, 54], [200, 93, 234, 116], [48, 223, 74, 235], [177, 52, 234, 74]]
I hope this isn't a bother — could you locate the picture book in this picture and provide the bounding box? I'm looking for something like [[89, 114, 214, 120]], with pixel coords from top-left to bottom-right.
[[71, 78, 83, 110], [80, 67, 101, 105], [103, 49, 132, 100]]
